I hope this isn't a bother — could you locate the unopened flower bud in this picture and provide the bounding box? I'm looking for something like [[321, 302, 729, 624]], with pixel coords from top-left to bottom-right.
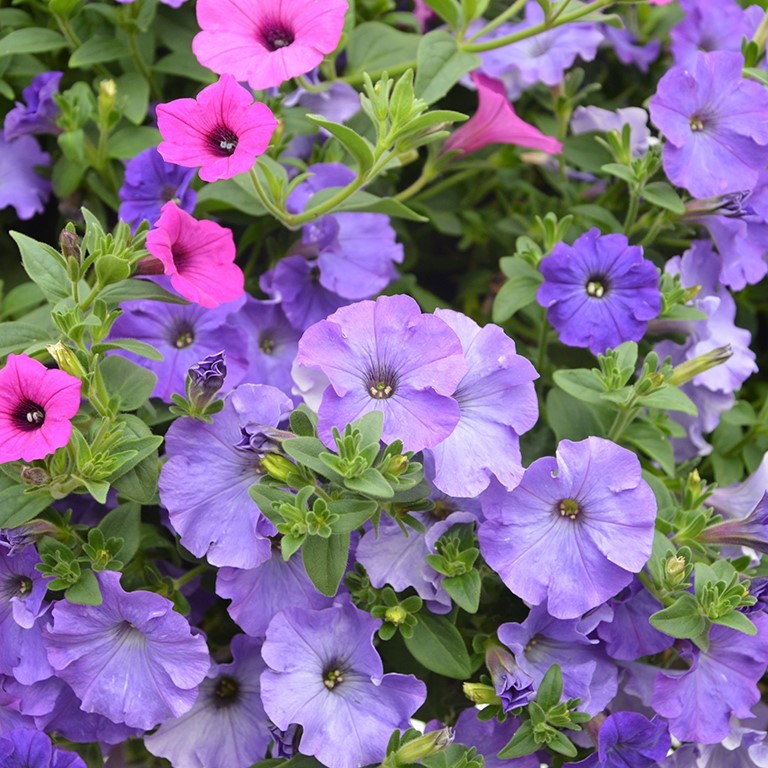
[[667, 345, 733, 386], [462, 682, 500, 705], [0, 519, 57, 555], [384, 605, 408, 626], [59, 228, 81, 261], [394, 728, 454, 765], [98, 79, 117, 112], [682, 191, 753, 221], [261, 454, 295, 483], [385, 455, 409, 477], [20, 466, 50, 487], [47, 342, 87, 380], [665, 555, 687, 586], [188, 351, 226, 408]]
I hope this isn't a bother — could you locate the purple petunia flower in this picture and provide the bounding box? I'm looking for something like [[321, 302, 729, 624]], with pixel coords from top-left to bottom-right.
[[565, 712, 671, 768], [699, 492, 768, 553], [296, 295, 467, 451], [145, 635, 271, 768], [652, 613, 768, 743], [107, 291, 249, 402], [0, 134, 51, 220], [0, 728, 86, 768], [571, 106, 651, 158], [159, 384, 292, 569], [43, 570, 210, 730], [680, 717, 768, 767], [424, 309, 538, 498], [498, 605, 618, 716], [537, 228, 661, 355], [485, 644, 535, 712], [601, 27, 660, 74], [260, 603, 427, 768], [649, 52, 768, 199], [707, 451, 768, 519], [118, 147, 197, 233], [479, 437, 657, 620], [283, 71, 360, 125], [4, 72, 62, 141]]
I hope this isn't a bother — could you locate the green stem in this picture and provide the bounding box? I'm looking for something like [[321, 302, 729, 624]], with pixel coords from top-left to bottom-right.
[[340, 60, 416, 87], [248, 167, 292, 222], [607, 401, 639, 443], [465, 0, 527, 42], [623, 187, 640, 235], [460, 0, 615, 53], [296, 74, 328, 93], [54, 13, 112, 78], [173, 563, 210, 590], [393, 162, 439, 202], [127, 29, 161, 100]]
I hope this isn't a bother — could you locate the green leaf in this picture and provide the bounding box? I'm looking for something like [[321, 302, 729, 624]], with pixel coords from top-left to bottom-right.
[[289, 405, 317, 437], [345, 22, 420, 76], [547, 731, 578, 758], [196, 178, 266, 216], [711, 610, 757, 635], [98, 279, 187, 305], [601, 163, 636, 184], [0, 28, 67, 57], [112, 453, 159, 505], [92, 338, 163, 361], [327, 499, 378, 533], [0, 321, 54, 357], [404, 612, 473, 679], [107, 127, 160, 159], [568, 204, 623, 234], [0, 483, 52, 529], [536, 664, 564, 710], [344, 468, 393, 499], [98, 502, 141, 564], [492, 256, 543, 322], [333, 191, 428, 222], [414, 31, 480, 105], [443, 569, 481, 613], [422, 0, 461, 27], [553, 368, 609, 406], [624, 420, 676, 477], [65, 569, 103, 606], [306, 114, 374, 175], [69, 35, 129, 67], [283, 437, 345, 482], [302, 532, 351, 597], [1, 282, 45, 320], [546, 388, 610, 442], [650, 592, 708, 639], [10, 232, 69, 304], [642, 181, 685, 215], [638, 386, 698, 415], [116, 72, 150, 125], [100, 356, 158, 411], [498, 721, 538, 759]]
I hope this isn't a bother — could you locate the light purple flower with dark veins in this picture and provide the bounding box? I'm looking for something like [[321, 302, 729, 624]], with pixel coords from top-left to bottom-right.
[[0, 547, 52, 685], [4, 72, 62, 140], [596, 579, 674, 661], [283, 71, 361, 125], [670, 0, 763, 69], [107, 290, 249, 402], [649, 52, 768, 199], [601, 26, 660, 74], [485, 644, 535, 712], [261, 603, 427, 768], [571, 106, 651, 158], [159, 384, 292, 569], [0, 728, 86, 768], [708, 451, 768, 519], [425, 310, 538, 498], [683, 717, 768, 768], [145, 635, 271, 768], [261, 256, 349, 332], [498, 604, 618, 716], [118, 147, 197, 233], [296, 295, 467, 452], [0, 681, 34, 733], [479, 437, 657, 620], [238, 297, 302, 399], [468, 3, 603, 100], [565, 712, 671, 768], [0, 135, 51, 220], [537, 229, 661, 356], [43, 570, 210, 730], [652, 613, 768, 744], [216, 549, 335, 637], [699, 492, 768, 553]]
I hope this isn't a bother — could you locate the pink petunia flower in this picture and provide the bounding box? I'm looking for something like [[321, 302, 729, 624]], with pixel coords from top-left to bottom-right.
[[192, 0, 349, 90], [156, 74, 277, 183], [143, 202, 245, 308], [442, 72, 562, 156], [0, 354, 81, 463]]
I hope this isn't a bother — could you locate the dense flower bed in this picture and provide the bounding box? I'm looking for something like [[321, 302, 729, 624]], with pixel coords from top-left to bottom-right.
[[2, 0, 768, 766]]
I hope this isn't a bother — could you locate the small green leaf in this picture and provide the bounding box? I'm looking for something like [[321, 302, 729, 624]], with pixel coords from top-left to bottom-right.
[[404, 612, 473, 679], [498, 721, 539, 759], [650, 592, 708, 639], [443, 570, 481, 613], [65, 569, 103, 606], [10, 232, 69, 304], [344, 467, 393, 499], [422, 0, 462, 28], [711, 610, 757, 636], [639, 386, 698, 415], [0, 321, 54, 357], [106, 127, 160, 159], [414, 31, 480, 104], [100, 356, 158, 411], [302, 532, 351, 597], [98, 502, 141, 564], [536, 664, 564, 711], [306, 115, 374, 175], [642, 181, 685, 215], [69, 35, 129, 67], [98, 278, 187, 305], [92, 338, 163, 361], [327, 499, 379, 533], [0, 28, 67, 57], [345, 22, 420, 76], [553, 369, 609, 406], [492, 256, 543, 322]]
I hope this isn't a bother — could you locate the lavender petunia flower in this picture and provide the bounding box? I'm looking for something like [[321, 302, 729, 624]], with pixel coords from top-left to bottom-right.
[[649, 52, 768, 199], [565, 712, 671, 768], [708, 452, 768, 519], [537, 229, 661, 355], [296, 295, 467, 451], [684, 718, 768, 767], [485, 645, 535, 712], [107, 291, 249, 402], [424, 310, 538, 498], [602, 27, 660, 74], [4, 72, 62, 140], [0, 135, 51, 220], [699, 492, 768, 553], [118, 147, 197, 233], [261, 603, 427, 768], [652, 613, 768, 743], [0, 728, 85, 768], [159, 384, 292, 569], [145, 635, 271, 768], [283, 71, 360, 125], [571, 106, 651, 158], [498, 605, 618, 716], [449, 708, 539, 768], [43, 571, 210, 730], [479, 437, 657, 620]]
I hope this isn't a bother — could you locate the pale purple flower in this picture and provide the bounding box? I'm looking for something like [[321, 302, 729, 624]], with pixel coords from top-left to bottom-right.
[[296, 295, 467, 452], [0, 728, 86, 768], [425, 310, 538, 497], [708, 452, 768, 519], [449, 708, 539, 768], [479, 437, 657, 620], [4, 72, 62, 140], [485, 644, 535, 712], [699, 492, 768, 553], [43, 571, 210, 730], [260, 603, 426, 768], [602, 27, 660, 74], [571, 106, 651, 158], [0, 135, 51, 220], [283, 71, 360, 125], [684, 718, 768, 767]]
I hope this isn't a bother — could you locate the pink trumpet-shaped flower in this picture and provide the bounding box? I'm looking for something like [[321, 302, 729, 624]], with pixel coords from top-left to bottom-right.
[[443, 72, 562, 156], [143, 202, 244, 308], [193, 0, 349, 91], [157, 75, 277, 183], [0, 354, 81, 464]]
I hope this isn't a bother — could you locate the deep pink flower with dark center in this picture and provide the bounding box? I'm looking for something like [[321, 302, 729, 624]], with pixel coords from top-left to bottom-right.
[[443, 72, 562, 156], [192, 0, 349, 90], [0, 354, 81, 464], [143, 202, 244, 308], [157, 75, 277, 182]]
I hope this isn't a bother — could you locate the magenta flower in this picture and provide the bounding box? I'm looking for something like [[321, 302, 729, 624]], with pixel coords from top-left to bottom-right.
[[0, 354, 81, 464], [443, 73, 562, 156], [142, 202, 244, 308], [157, 74, 277, 183], [193, 0, 349, 90]]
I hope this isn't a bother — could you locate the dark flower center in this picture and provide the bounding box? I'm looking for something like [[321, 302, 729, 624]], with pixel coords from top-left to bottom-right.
[[207, 125, 239, 157], [557, 498, 581, 521], [689, 116, 705, 132], [260, 335, 276, 354], [585, 275, 608, 298], [364, 364, 399, 400], [323, 662, 347, 690], [261, 22, 295, 51], [12, 399, 46, 432], [169, 318, 196, 349], [213, 675, 240, 707], [308, 265, 321, 284], [15, 576, 33, 597]]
